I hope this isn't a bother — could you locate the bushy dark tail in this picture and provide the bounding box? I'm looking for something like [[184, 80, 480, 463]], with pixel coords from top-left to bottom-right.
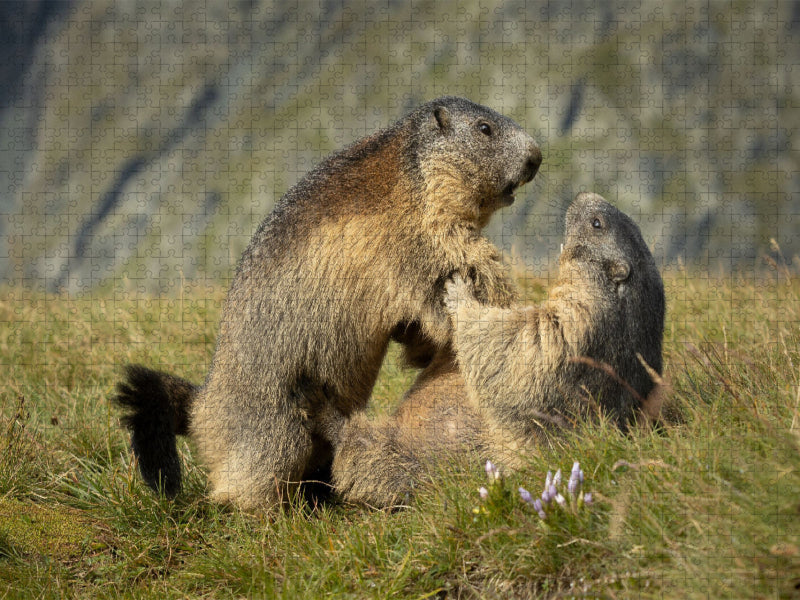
[[112, 365, 198, 497]]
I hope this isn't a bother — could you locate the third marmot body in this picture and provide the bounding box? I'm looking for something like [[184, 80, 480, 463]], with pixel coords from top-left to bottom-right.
[[113, 96, 541, 509], [331, 193, 665, 507]]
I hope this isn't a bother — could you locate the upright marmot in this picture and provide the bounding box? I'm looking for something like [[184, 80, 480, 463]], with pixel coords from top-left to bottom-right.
[[331, 193, 665, 507], [113, 97, 541, 509]]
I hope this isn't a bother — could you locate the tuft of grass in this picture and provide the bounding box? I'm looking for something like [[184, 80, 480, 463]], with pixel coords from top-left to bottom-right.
[[1, 272, 799, 598], [0, 395, 40, 496]]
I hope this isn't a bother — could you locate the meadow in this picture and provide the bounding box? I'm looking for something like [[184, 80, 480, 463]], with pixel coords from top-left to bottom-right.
[[1, 268, 798, 598]]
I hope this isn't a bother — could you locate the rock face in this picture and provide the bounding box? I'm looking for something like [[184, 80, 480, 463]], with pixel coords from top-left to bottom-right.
[[1, 0, 797, 292]]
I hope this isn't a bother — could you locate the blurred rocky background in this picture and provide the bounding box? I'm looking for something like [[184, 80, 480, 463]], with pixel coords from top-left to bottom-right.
[[1, 0, 797, 293]]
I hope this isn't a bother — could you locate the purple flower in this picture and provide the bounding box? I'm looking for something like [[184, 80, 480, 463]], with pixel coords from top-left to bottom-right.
[[545, 470, 553, 489], [533, 498, 543, 512], [553, 469, 562, 487], [555, 493, 566, 506], [572, 461, 581, 476], [485, 460, 500, 481], [568, 474, 579, 495], [479, 486, 489, 500], [519, 486, 533, 504], [583, 492, 592, 505]]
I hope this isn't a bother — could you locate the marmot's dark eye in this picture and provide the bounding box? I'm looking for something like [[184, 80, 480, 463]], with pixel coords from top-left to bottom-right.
[[592, 218, 602, 229], [478, 122, 492, 136]]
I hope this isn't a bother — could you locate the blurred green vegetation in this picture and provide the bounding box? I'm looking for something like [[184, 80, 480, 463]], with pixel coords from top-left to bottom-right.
[[1, 0, 796, 292]]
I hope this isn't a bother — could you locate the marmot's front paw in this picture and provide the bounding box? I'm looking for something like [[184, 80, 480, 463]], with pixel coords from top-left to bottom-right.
[[468, 262, 517, 308], [476, 274, 517, 307], [444, 273, 476, 314]]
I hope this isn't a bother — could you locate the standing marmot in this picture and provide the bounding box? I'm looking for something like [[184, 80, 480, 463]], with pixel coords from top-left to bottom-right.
[[113, 97, 541, 509], [331, 193, 665, 507]]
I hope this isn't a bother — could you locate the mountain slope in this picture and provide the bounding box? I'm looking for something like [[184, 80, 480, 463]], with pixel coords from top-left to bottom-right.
[[1, 0, 797, 292]]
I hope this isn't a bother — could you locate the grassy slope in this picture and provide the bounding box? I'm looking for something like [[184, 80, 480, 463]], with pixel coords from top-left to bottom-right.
[[0, 272, 799, 599]]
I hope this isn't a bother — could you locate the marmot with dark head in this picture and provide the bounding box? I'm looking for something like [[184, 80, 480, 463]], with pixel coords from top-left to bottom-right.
[[331, 193, 665, 507], [113, 97, 541, 509]]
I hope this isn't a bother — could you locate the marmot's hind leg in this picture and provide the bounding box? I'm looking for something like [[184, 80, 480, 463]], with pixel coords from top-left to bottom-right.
[[205, 406, 316, 510], [332, 414, 421, 508]]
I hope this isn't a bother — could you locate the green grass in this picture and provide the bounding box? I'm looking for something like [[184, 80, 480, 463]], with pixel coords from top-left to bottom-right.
[[1, 272, 799, 598]]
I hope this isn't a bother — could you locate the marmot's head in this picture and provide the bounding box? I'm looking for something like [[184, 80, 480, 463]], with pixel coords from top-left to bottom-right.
[[560, 192, 665, 372], [411, 96, 542, 224], [561, 193, 655, 292]]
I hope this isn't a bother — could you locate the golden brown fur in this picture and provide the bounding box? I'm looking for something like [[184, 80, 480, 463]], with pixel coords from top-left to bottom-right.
[[113, 96, 541, 509], [331, 193, 665, 507]]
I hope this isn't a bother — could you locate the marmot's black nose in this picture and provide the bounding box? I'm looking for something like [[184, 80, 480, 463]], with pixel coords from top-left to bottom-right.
[[521, 145, 542, 184]]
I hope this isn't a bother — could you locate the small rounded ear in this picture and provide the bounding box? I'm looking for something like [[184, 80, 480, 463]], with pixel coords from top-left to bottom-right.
[[607, 258, 631, 283], [433, 105, 451, 131]]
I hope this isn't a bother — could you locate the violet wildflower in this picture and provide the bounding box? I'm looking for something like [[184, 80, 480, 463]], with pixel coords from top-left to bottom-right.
[[488, 460, 593, 522], [568, 464, 581, 496], [533, 498, 546, 519], [553, 469, 562, 487], [485, 460, 501, 481], [572, 461, 584, 485], [568, 473, 579, 496]]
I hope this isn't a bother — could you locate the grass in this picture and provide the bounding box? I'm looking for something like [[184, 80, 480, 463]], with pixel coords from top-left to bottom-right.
[[1, 270, 799, 598]]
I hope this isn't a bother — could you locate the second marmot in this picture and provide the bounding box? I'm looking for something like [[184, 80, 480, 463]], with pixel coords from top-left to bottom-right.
[[332, 193, 665, 507]]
